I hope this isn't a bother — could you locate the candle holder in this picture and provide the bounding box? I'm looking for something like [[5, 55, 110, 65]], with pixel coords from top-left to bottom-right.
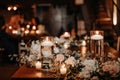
[[61, 32, 71, 39], [80, 40, 87, 59], [60, 63, 67, 75], [35, 61, 42, 70], [41, 36, 54, 70], [90, 30, 104, 59]]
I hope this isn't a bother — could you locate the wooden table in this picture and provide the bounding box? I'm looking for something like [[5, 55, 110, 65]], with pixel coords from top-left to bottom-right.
[[11, 65, 63, 80]]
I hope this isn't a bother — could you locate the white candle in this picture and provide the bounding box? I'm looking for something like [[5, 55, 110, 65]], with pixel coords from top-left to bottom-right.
[[63, 32, 70, 38], [35, 61, 42, 70], [81, 40, 86, 46], [60, 64, 67, 75], [41, 41, 53, 46], [91, 31, 103, 40], [41, 37, 53, 46]]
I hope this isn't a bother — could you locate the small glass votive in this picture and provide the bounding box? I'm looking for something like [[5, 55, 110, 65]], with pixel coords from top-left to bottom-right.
[[41, 36, 54, 69], [35, 61, 42, 70], [61, 32, 71, 39], [60, 64, 67, 75]]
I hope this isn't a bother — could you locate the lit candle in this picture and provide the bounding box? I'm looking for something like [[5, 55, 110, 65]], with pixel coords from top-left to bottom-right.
[[35, 61, 42, 70], [30, 30, 35, 35], [12, 30, 18, 34], [8, 26, 12, 30], [91, 31, 103, 40], [81, 46, 87, 59], [81, 40, 87, 59], [36, 30, 40, 34], [41, 37, 54, 58], [24, 30, 29, 35], [81, 40, 86, 46], [62, 32, 70, 39], [41, 37, 53, 46], [32, 25, 36, 30], [21, 27, 25, 31], [60, 64, 67, 75], [26, 24, 30, 29]]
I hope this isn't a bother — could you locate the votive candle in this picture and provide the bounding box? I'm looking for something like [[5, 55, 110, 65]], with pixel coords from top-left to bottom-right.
[[60, 64, 67, 75], [35, 61, 42, 70]]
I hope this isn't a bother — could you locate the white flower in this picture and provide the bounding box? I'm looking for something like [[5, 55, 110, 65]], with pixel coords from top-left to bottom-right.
[[78, 70, 90, 79], [54, 37, 65, 44], [54, 47, 59, 53], [102, 61, 120, 76], [28, 55, 35, 62], [65, 56, 76, 67], [78, 59, 98, 79], [81, 59, 97, 72], [30, 40, 41, 57], [55, 53, 65, 62], [118, 58, 120, 62]]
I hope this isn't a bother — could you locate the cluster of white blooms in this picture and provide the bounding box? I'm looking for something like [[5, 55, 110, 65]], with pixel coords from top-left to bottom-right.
[[30, 40, 41, 60], [102, 60, 120, 76], [55, 53, 65, 62], [78, 59, 97, 79], [65, 56, 77, 67]]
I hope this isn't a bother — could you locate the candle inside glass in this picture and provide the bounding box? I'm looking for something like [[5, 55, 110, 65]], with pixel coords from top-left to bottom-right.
[[91, 31, 103, 40], [60, 64, 67, 75], [90, 30, 104, 58], [81, 40, 87, 59], [41, 37, 53, 47], [35, 61, 42, 70]]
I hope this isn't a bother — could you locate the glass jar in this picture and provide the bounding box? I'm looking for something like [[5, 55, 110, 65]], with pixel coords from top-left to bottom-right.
[[90, 30, 104, 58]]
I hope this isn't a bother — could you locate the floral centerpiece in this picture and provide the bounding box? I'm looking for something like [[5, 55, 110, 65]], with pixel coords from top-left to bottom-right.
[[9, 36, 120, 80]]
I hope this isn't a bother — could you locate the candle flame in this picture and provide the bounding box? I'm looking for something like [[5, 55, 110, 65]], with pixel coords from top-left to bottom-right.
[[96, 31, 99, 35]]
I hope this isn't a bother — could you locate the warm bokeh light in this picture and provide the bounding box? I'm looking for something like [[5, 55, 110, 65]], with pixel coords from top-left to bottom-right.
[[36, 30, 40, 34], [32, 26, 36, 30], [12, 30, 18, 34], [13, 6, 17, 11], [21, 28, 25, 31], [30, 30, 35, 35], [7, 6, 12, 11], [26, 24, 30, 29], [113, 0, 117, 26], [8, 26, 12, 30], [24, 30, 29, 34]]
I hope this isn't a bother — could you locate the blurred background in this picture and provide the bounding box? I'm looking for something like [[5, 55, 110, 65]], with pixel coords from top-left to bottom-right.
[[0, 0, 120, 80]]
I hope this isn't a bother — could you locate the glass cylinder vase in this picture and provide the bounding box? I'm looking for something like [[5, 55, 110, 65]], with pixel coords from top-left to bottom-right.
[[90, 30, 104, 58], [41, 36, 54, 69]]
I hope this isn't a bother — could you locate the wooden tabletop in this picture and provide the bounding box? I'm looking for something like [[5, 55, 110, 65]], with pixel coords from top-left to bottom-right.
[[11, 65, 62, 80]]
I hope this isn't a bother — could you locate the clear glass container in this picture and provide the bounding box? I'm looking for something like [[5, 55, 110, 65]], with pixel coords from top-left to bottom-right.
[[40, 36, 54, 69], [90, 30, 104, 58]]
